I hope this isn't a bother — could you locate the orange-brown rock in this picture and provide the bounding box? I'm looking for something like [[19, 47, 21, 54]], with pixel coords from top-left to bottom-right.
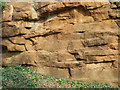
[[2, 4, 13, 21], [2, 2, 119, 86], [2, 39, 26, 51]]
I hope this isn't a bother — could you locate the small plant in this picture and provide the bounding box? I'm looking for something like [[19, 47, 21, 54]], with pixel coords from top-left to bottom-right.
[[66, 79, 71, 84], [58, 78, 65, 85]]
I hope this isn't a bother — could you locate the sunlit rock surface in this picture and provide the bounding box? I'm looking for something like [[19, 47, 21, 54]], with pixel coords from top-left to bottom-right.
[[2, 2, 120, 86]]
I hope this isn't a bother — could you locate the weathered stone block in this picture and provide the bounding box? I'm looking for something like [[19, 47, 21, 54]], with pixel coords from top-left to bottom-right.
[[2, 39, 26, 51], [83, 36, 113, 47]]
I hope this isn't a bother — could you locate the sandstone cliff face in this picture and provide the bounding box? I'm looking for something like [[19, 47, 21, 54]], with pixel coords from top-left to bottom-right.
[[2, 2, 120, 86]]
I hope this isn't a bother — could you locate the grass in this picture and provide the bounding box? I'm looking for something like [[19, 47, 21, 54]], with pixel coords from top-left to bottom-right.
[[1, 65, 119, 88]]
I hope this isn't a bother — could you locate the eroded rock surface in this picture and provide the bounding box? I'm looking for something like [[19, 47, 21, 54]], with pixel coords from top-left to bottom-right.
[[2, 2, 120, 86]]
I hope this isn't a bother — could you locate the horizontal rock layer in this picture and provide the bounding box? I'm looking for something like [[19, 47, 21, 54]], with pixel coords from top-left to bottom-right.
[[2, 2, 120, 86]]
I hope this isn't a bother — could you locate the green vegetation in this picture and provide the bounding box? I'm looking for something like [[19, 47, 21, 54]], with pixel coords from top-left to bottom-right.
[[0, 2, 9, 10], [2, 65, 119, 88]]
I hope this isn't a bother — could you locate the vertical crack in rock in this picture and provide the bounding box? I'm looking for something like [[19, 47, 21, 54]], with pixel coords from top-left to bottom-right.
[[26, 38, 35, 46], [34, 61, 37, 64], [74, 53, 81, 61], [24, 44, 28, 51], [68, 67, 72, 78]]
